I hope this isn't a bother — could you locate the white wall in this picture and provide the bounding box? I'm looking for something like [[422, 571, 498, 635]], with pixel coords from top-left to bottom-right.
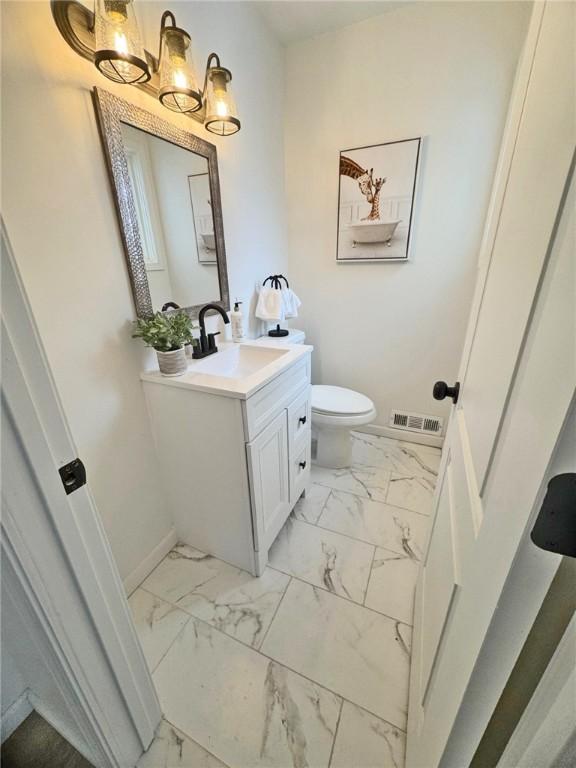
[[284, 1, 531, 432], [1, 1, 287, 581]]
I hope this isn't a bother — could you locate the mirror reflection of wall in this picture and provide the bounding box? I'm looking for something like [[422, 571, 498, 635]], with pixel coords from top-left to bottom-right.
[[120, 122, 220, 312]]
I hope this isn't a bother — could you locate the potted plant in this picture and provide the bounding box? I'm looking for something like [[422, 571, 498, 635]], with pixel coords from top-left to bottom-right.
[[132, 311, 193, 377]]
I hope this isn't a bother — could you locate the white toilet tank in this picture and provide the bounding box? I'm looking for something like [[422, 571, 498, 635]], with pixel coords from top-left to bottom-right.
[[251, 329, 306, 345]]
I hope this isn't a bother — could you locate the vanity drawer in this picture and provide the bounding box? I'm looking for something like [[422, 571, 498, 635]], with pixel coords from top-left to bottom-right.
[[243, 355, 310, 441], [287, 386, 312, 449], [290, 435, 311, 505]]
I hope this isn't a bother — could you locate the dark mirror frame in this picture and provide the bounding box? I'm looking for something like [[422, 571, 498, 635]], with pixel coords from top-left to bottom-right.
[[93, 87, 229, 319]]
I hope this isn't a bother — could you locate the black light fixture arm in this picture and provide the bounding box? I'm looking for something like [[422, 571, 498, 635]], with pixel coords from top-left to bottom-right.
[[158, 10, 177, 61], [201, 52, 222, 95]]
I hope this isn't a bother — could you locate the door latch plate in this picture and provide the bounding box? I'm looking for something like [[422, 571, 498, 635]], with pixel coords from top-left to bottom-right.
[[59, 458, 87, 495], [531, 473, 576, 558]]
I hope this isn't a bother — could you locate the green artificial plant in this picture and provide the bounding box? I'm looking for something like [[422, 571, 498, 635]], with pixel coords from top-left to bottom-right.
[[132, 311, 194, 353]]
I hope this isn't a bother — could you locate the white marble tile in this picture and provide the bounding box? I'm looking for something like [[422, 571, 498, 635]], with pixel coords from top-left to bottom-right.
[[137, 720, 227, 768], [292, 483, 332, 524], [153, 617, 341, 768], [364, 548, 420, 624], [331, 701, 406, 768], [311, 464, 391, 502], [386, 472, 435, 516], [351, 433, 402, 468], [262, 579, 411, 730], [141, 545, 289, 649], [128, 589, 190, 672], [268, 516, 374, 604], [352, 433, 441, 480], [318, 490, 429, 561], [398, 440, 442, 461]]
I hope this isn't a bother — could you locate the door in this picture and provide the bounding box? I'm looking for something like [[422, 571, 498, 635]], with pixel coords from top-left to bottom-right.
[[406, 3, 575, 765], [1, 222, 161, 766], [247, 410, 290, 553]]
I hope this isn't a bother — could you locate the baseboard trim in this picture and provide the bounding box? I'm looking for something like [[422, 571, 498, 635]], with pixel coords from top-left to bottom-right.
[[1, 690, 33, 743], [356, 423, 444, 449], [123, 528, 177, 596]]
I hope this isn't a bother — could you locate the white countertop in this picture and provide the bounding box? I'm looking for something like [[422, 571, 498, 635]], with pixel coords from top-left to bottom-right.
[[140, 340, 313, 400]]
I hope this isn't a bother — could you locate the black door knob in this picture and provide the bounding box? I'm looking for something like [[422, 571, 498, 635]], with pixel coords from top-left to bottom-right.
[[433, 380, 460, 404], [299, 461, 307, 470]]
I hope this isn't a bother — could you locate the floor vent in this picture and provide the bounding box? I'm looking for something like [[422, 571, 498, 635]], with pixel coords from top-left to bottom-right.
[[389, 410, 444, 435]]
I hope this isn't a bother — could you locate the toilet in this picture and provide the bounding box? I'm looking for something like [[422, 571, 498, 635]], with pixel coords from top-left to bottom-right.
[[252, 329, 376, 468], [311, 384, 376, 468]]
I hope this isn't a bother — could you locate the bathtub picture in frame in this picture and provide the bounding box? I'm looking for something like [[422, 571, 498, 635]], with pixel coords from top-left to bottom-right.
[[337, 137, 421, 262]]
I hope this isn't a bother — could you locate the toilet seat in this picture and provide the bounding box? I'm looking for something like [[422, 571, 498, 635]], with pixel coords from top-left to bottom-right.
[[311, 385, 376, 430], [312, 385, 374, 417]]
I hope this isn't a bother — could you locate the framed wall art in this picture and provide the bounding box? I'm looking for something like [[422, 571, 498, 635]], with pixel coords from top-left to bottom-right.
[[337, 137, 421, 262]]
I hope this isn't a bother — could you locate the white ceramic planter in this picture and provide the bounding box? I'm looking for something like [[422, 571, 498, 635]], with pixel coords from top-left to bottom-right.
[[156, 347, 188, 377]]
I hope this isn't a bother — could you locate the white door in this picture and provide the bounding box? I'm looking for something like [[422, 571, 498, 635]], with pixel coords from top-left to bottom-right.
[[247, 410, 290, 553], [407, 3, 575, 765], [1, 223, 161, 766]]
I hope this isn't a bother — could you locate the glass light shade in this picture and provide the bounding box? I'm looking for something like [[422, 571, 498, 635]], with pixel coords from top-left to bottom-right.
[[204, 66, 240, 136], [158, 14, 201, 114], [94, 0, 150, 84]]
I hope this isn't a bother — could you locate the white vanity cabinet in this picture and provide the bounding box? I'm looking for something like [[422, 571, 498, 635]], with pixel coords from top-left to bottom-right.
[[141, 344, 312, 575]]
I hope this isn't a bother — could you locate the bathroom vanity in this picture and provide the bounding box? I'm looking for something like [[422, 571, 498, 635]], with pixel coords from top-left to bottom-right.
[[142, 341, 312, 575]]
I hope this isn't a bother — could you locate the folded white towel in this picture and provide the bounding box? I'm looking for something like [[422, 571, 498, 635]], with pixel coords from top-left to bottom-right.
[[282, 288, 302, 319], [255, 286, 284, 321]]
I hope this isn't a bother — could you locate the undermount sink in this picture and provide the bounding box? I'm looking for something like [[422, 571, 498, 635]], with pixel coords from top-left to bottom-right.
[[191, 344, 289, 379]]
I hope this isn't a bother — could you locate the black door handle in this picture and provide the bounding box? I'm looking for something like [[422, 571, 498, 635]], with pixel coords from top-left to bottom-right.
[[299, 416, 307, 425], [433, 381, 460, 404], [299, 461, 307, 470]]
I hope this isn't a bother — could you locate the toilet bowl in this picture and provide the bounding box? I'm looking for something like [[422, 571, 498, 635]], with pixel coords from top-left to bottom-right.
[[252, 329, 376, 469], [311, 385, 376, 468]]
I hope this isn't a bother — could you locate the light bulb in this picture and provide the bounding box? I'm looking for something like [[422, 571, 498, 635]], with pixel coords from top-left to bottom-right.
[[215, 94, 229, 118], [173, 70, 188, 89], [114, 31, 129, 55]]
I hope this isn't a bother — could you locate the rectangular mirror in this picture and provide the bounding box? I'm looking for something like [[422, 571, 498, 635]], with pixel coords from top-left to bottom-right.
[[93, 87, 229, 319]]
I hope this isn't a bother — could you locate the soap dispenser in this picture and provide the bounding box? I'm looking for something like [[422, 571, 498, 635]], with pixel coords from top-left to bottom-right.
[[230, 300, 245, 342]]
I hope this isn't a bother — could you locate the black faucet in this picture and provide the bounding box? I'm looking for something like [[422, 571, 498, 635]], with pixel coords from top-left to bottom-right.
[[193, 303, 230, 359]]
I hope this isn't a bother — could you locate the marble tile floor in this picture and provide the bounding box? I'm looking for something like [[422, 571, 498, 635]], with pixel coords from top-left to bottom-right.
[[134, 432, 439, 768]]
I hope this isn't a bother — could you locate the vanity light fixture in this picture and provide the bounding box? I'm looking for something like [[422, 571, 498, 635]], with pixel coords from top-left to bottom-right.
[[158, 11, 202, 114], [204, 54, 241, 136], [50, 0, 241, 135], [94, 0, 150, 84]]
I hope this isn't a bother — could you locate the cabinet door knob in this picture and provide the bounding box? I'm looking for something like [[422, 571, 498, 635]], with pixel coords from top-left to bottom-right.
[[299, 461, 307, 469], [299, 416, 307, 425]]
